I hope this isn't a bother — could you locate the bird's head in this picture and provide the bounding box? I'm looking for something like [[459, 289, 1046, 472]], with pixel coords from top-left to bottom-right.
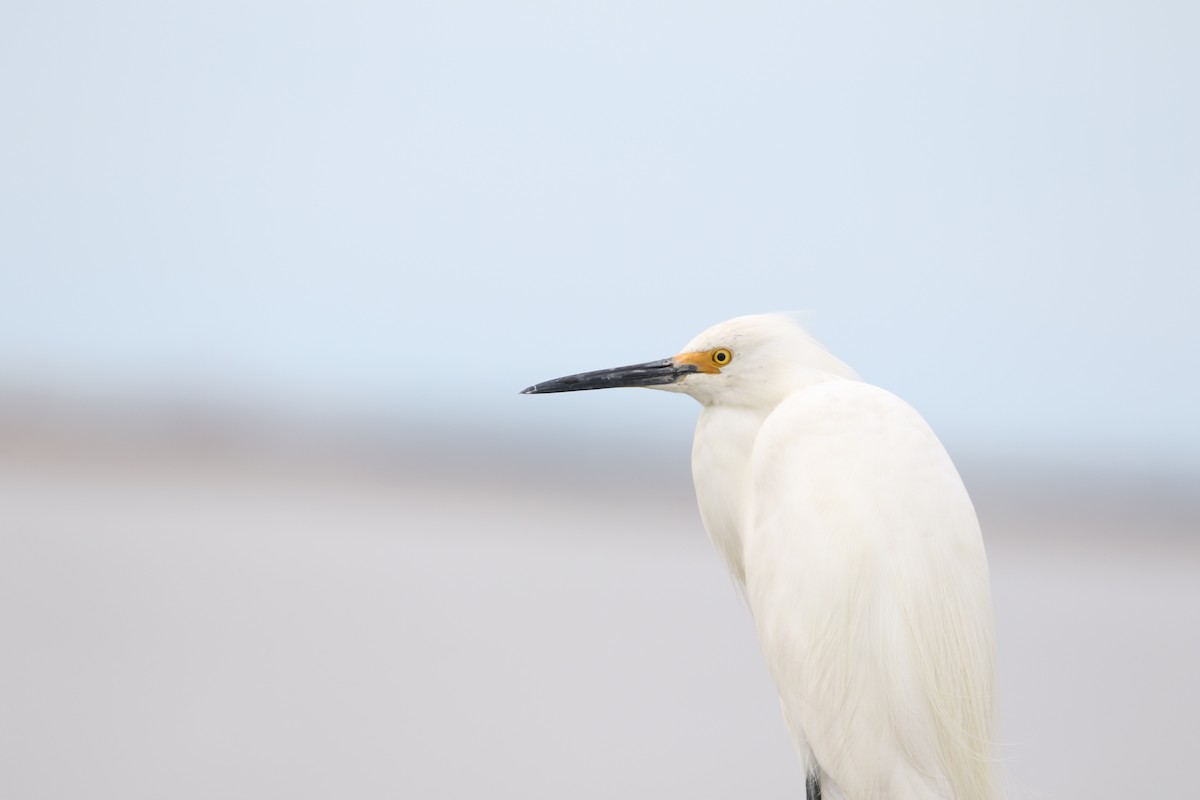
[[521, 313, 858, 408]]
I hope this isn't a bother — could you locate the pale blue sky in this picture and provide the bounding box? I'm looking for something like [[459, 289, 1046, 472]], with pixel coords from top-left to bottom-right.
[[2, 2, 1197, 473]]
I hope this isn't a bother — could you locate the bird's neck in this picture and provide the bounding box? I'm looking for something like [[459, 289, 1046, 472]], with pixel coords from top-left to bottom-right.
[[690, 404, 772, 586]]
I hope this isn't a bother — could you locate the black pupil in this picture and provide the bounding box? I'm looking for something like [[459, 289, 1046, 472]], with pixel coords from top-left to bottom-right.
[[717, 352, 726, 361]]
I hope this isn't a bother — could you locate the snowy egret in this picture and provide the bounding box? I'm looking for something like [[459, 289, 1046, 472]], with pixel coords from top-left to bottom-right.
[[522, 314, 996, 800]]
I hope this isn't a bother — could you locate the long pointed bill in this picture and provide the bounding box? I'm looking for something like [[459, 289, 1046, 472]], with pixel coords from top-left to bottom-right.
[[520, 358, 697, 394]]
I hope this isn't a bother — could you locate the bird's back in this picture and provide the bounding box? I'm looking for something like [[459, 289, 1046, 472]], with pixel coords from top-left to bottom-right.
[[743, 379, 996, 800]]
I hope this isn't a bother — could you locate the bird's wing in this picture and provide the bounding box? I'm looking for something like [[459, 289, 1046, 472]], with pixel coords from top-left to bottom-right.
[[744, 379, 995, 800]]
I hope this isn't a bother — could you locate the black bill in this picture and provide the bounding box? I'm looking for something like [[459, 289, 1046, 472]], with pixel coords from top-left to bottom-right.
[[520, 358, 696, 394]]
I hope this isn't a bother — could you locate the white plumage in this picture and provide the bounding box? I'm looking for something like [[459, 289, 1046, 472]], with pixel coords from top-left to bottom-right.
[[523, 313, 997, 800]]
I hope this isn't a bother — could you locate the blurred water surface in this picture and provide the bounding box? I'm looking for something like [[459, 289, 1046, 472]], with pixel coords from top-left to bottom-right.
[[1, 419, 1195, 800]]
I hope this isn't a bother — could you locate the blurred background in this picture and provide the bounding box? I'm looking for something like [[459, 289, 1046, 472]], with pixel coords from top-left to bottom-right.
[[1, 2, 1197, 798]]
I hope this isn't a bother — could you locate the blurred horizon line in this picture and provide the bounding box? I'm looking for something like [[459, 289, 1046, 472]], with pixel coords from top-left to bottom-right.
[[2, 385, 1196, 531]]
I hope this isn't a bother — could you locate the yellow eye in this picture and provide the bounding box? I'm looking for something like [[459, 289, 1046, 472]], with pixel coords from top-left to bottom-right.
[[711, 348, 732, 366]]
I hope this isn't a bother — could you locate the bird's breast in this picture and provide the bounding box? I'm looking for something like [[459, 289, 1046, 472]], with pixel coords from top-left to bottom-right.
[[690, 406, 768, 587]]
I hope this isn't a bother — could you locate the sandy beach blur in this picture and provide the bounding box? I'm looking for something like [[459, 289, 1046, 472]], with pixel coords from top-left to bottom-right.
[[2, 412, 1195, 800]]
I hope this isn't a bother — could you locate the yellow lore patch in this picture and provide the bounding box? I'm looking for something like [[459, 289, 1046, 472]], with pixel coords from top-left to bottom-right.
[[674, 348, 732, 374]]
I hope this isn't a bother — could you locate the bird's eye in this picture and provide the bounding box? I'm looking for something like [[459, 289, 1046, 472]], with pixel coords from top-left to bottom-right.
[[711, 349, 732, 366]]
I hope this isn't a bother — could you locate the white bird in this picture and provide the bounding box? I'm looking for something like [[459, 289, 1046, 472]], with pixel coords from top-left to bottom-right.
[[522, 314, 997, 800]]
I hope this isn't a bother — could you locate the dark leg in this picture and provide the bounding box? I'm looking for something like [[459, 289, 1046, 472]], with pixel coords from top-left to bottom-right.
[[806, 773, 821, 800]]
